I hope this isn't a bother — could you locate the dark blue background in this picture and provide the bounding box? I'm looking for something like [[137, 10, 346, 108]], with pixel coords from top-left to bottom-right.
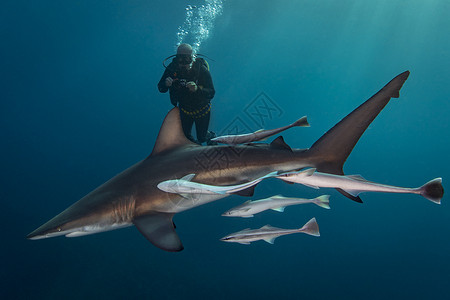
[[2, 1, 449, 299]]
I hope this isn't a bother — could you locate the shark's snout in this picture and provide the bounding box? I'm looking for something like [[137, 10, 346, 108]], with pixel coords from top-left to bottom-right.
[[27, 223, 66, 240], [27, 206, 84, 240]]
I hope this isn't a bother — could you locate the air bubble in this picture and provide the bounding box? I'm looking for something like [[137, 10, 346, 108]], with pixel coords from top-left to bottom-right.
[[176, 0, 224, 53]]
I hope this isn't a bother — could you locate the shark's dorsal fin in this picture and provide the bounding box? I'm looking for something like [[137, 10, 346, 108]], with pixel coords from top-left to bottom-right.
[[301, 168, 316, 176], [181, 174, 196, 182], [151, 107, 198, 156], [261, 225, 277, 230], [348, 174, 367, 181], [133, 212, 184, 252], [270, 136, 292, 152]]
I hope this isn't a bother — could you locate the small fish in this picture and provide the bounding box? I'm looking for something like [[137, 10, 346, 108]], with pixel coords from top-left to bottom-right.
[[220, 218, 320, 245], [211, 116, 309, 145], [278, 168, 444, 204], [157, 172, 278, 195], [222, 195, 330, 218]]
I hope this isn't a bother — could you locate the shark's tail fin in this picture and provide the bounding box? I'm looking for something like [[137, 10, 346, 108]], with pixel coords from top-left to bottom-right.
[[312, 195, 331, 209], [419, 178, 444, 204], [306, 71, 410, 202], [299, 217, 320, 237], [292, 116, 310, 128]]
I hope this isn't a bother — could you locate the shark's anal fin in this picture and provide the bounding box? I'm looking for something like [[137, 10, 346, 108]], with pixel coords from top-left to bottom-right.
[[133, 212, 184, 252]]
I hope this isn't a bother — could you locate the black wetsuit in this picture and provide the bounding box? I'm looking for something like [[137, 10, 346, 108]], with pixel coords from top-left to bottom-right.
[[158, 58, 215, 143]]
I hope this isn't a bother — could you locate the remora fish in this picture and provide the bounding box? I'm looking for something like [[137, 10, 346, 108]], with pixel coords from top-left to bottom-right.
[[211, 116, 309, 145], [222, 195, 330, 218], [220, 217, 320, 244], [28, 71, 442, 252], [157, 172, 278, 195], [278, 168, 443, 204]]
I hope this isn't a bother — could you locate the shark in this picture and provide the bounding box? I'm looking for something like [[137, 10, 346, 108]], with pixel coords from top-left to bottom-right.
[[222, 195, 330, 218], [220, 217, 320, 245], [157, 172, 278, 195], [278, 168, 443, 204], [28, 71, 436, 252], [211, 116, 309, 145]]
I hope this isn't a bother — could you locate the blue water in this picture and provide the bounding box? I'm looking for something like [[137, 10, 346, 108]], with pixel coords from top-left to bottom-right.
[[2, 1, 450, 299]]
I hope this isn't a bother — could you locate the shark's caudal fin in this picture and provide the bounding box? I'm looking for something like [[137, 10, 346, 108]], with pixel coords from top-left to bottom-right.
[[150, 107, 198, 156], [312, 195, 331, 209], [419, 178, 444, 204], [307, 71, 410, 201], [133, 212, 184, 252], [293, 116, 310, 128], [299, 217, 320, 237]]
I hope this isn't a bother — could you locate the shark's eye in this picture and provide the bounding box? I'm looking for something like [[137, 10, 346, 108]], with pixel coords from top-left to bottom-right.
[[57, 227, 62, 232]]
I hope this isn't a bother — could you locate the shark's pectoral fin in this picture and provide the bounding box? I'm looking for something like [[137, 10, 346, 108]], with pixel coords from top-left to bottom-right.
[[271, 206, 285, 212], [264, 237, 276, 244], [238, 241, 251, 245], [232, 185, 256, 197], [133, 212, 184, 252]]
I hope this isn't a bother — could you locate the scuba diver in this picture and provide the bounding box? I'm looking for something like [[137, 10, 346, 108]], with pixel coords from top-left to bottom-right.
[[158, 43, 217, 145]]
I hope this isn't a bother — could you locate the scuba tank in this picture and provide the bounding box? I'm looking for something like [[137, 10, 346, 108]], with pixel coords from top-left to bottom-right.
[[162, 54, 213, 87]]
